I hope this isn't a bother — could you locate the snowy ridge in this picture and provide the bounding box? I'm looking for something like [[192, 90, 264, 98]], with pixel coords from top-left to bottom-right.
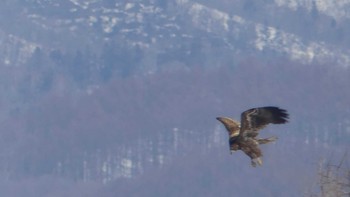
[[4, 0, 350, 67], [275, 0, 350, 21], [255, 24, 350, 66], [178, 0, 350, 66]]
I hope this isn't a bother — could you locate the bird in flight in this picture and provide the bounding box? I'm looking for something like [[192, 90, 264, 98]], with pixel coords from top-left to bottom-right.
[[216, 106, 289, 167]]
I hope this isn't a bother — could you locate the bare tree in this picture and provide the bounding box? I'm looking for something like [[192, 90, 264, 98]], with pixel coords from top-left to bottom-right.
[[308, 153, 350, 197]]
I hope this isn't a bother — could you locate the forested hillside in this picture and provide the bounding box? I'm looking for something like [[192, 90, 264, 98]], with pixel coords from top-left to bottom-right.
[[0, 0, 349, 196]]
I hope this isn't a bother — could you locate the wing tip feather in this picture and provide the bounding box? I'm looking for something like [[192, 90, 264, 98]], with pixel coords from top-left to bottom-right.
[[269, 106, 289, 124]]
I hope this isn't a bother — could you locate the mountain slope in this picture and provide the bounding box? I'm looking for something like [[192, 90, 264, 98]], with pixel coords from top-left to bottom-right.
[[1, 0, 350, 69]]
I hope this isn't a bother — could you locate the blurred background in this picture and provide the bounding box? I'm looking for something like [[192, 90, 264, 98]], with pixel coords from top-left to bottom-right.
[[0, 0, 349, 196]]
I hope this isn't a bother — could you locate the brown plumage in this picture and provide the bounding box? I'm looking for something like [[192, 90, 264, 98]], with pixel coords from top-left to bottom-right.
[[216, 106, 289, 167]]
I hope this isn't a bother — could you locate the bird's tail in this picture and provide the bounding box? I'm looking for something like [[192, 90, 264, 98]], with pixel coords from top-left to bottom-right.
[[257, 136, 278, 145]]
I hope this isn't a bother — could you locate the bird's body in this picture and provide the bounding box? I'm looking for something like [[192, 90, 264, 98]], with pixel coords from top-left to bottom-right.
[[217, 106, 289, 167]]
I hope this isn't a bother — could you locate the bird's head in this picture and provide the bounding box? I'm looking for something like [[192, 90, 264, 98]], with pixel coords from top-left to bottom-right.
[[216, 117, 239, 125], [216, 117, 224, 121], [230, 144, 240, 153]]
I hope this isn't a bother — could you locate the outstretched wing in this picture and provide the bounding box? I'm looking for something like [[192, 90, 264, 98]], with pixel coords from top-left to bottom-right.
[[216, 117, 240, 138], [240, 106, 289, 137]]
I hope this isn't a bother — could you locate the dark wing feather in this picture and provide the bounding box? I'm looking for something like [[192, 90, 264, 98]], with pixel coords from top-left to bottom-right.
[[240, 106, 289, 137]]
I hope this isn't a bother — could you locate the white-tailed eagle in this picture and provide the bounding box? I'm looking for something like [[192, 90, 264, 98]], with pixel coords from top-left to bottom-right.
[[216, 106, 289, 167]]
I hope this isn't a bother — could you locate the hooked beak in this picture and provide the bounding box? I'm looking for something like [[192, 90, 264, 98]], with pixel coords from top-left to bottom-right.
[[216, 117, 224, 122]]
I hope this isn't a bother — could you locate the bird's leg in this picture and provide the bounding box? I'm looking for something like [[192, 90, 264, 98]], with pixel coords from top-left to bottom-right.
[[255, 157, 263, 166], [251, 160, 257, 167], [257, 136, 278, 145], [251, 157, 263, 167]]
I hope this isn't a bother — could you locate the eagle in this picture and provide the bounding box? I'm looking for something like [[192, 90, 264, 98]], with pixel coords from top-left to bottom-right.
[[216, 106, 289, 167]]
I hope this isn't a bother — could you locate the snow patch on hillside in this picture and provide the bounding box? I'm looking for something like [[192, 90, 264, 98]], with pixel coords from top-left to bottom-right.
[[0, 33, 39, 66], [179, 0, 350, 66], [274, 0, 350, 20], [255, 23, 350, 65]]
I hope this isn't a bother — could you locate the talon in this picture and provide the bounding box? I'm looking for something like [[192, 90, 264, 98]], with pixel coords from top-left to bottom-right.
[[256, 157, 263, 166], [251, 158, 263, 167]]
